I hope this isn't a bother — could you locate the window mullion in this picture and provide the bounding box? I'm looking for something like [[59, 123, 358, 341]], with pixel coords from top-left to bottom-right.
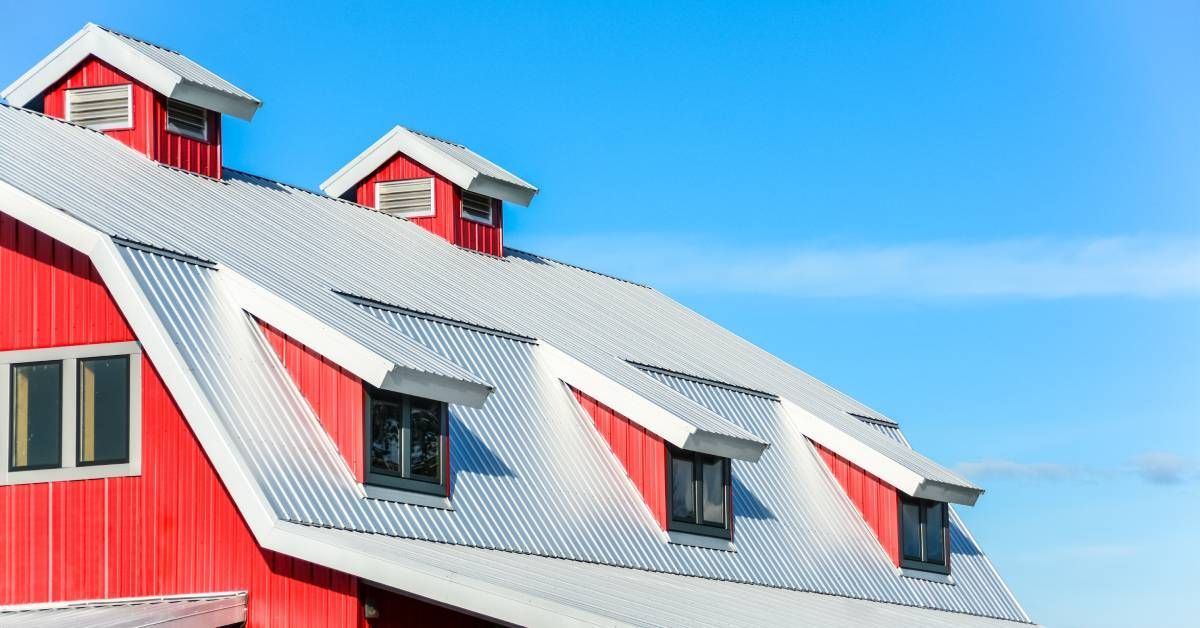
[[692, 452, 703, 525], [401, 397, 412, 478], [61, 358, 76, 469]]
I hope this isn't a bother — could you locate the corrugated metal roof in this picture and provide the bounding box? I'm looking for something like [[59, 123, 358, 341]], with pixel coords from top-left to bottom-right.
[[0, 105, 974, 493], [407, 127, 538, 190], [93, 24, 259, 103], [288, 523, 1033, 628], [114, 242, 1028, 623], [0, 593, 247, 627]]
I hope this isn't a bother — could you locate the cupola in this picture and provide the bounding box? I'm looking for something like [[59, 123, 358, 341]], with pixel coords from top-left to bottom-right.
[[321, 126, 538, 256], [1, 23, 261, 178]]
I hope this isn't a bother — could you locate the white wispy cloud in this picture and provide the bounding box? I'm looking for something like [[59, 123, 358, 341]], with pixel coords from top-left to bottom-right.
[[954, 452, 1199, 486], [522, 234, 1200, 299]]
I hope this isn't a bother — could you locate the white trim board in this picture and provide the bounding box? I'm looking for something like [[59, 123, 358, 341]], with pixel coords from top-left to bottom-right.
[[780, 398, 981, 506], [2, 23, 260, 121], [320, 126, 537, 206], [541, 343, 767, 462]]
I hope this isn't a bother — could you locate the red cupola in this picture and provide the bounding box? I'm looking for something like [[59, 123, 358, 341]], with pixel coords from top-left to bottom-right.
[[321, 126, 538, 256], [1, 23, 260, 178]]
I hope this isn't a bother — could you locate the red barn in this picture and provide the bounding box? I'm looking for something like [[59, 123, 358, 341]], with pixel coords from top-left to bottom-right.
[[0, 23, 1032, 628]]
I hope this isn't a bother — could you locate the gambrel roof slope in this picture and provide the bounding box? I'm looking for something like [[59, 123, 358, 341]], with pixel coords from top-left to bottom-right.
[[0, 104, 1028, 626]]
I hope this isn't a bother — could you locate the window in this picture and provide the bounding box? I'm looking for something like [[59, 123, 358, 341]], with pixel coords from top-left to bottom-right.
[[667, 446, 732, 539], [899, 496, 950, 574], [1, 342, 141, 485], [65, 84, 132, 131], [165, 98, 209, 141], [375, 178, 435, 217], [365, 386, 447, 496], [460, 190, 494, 225]]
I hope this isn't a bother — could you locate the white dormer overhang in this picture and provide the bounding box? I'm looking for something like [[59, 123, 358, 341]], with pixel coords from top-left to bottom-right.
[[321, 125, 539, 206], [2, 23, 262, 121]]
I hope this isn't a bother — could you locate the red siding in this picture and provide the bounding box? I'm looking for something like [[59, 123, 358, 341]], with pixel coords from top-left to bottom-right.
[[813, 441, 900, 566], [571, 387, 668, 529], [41, 56, 222, 178], [260, 321, 365, 483], [354, 152, 504, 256], [0, 212, 359, 625]]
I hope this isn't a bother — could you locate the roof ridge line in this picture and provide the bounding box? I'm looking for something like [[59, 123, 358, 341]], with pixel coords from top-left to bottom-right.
[[337, 291, 538, 343], [503, 246, 653, 289], [631, 360, 780, 400]]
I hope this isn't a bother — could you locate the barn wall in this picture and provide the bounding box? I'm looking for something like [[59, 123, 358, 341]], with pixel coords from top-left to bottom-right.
[[813, 440, 900, 566]]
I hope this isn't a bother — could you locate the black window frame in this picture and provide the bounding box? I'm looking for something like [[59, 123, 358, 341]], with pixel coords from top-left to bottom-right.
[[666, 445, 733, 539], [898, 495, 951, 574], [75, 354, 131, 467], [363, 386, 449, 497], [8, 360, 64, 472]]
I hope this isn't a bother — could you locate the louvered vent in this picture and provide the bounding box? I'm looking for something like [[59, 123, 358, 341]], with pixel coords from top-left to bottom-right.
[[166, 98, 208, 140], [66, 85, 131, 130], [460, 190, 494, 224], [376, 178, 435, 217]]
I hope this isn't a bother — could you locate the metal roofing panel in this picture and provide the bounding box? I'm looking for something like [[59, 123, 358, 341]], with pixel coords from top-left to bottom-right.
[[94, 25, 259, 103], [408, 127, 537, 190], [0, 593, 247, 628]]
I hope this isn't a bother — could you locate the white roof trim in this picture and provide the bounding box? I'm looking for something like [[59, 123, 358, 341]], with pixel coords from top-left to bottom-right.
[[782, 398, 981, 506], [1, 23, 260, 121], [545, 343, 767, 462], [219, 265, 491, 408], [320, 126, 538, 206]]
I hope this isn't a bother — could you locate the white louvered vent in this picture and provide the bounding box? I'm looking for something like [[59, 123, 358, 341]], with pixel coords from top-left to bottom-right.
[[460, 190, 494, 225], [166, 98, 208, 141], [376, 178, 435, 217], [65, 85, 132, 130]]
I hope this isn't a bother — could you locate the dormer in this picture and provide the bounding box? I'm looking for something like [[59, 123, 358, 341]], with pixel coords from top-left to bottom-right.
[[321, 126, 538, 256], [1, 23, 260, 178]]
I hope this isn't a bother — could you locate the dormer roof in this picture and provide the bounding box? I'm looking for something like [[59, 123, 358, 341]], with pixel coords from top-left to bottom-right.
[[1, 23, 261, 121], [321, 125, 538, 206]]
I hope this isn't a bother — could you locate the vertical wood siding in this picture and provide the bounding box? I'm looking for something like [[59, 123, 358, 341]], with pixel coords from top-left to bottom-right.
[[354, 152, 504, 256], [571, 387, 668, 529], [259, 321, 365, 482], [41, 56, 222, 178], [0, 213, 359, 625], [813, 441, 900, 566]]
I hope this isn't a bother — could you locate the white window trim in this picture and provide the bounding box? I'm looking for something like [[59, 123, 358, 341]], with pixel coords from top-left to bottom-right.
[[665, 530, 737, 552], [64, 84, 134, 131], [375, 178, 436, 218], [165, 99, 209, 142], [0, 341, 142, 486], [360, 483, 454, 510], [460, 191, 495, 226], [897, 567, 956, 585]]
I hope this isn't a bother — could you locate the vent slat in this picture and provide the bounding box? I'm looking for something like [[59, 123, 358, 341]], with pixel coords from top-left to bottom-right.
[[66, 85, 131, 130], [166, 98, 209, 141], [376, 178, 434, 217], [460, 190, 493, 224]]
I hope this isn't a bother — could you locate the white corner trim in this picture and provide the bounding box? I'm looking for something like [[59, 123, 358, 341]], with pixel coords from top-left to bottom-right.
[[362, 483, 454, 510], [666, 530, 737, 552], [898, 568, 956, 585], [269, 521, 616, 628], [780, 398, 980, 506], [217, 266, 394, 386], [0, 180, 103, 254]]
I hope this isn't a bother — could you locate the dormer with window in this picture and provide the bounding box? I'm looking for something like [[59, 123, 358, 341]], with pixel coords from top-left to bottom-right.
[[363, 385, 450, 508], [1, 23, 261, 178], [321, 126, 538, 256]]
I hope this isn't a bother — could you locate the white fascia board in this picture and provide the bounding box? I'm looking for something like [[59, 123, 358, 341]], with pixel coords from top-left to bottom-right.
[[780, 398, 982, 506], [3, 24, 259, 121], [219, 267, 490, 408], [466, 175, 537, 207], [321, 126, 477, 199], [0, 185, 278, 537], [543, 343, 765, 462], [269, 522, 619, 628]]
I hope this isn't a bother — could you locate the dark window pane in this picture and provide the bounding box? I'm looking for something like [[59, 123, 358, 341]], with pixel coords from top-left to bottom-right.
[[671, 454, 695, 522], [901, 501, 922, 561], [701, 457, 726, 526], [78, 356, 129, 465], [369, 397, 403, 475], [924, 502, 946, 564], [10, 362, 62, 470], [408, 397, 441, 481]]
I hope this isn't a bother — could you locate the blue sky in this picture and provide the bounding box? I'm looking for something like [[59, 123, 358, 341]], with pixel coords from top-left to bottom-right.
[[3, 2, 1197, 626]]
